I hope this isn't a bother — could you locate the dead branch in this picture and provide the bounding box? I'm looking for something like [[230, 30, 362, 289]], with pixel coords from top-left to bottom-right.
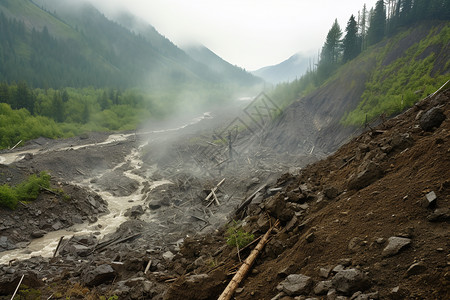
[[205, 178, 226, 202], [10, 274, 25, 300], [218, 220, 279, 300], [53, 236, 65, 258]]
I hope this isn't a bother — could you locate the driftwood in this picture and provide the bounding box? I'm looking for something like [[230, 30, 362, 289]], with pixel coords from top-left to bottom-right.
[[217, 220, 279, 300], [205, 178, 226, 202], [144, 260, 152, 274], [10, 274, 25, 300], [53, 236, 65, 258], [10, 140, 22, 151], [235, 184, 266, 215], [94, 233, 141, 252]]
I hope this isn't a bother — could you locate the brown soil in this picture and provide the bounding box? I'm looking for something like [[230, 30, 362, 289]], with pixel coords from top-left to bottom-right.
[[165, 89, 450, 299]]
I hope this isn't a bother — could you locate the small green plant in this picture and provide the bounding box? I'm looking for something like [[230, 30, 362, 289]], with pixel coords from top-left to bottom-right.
[[0, 171, 51, 209], [226, 221, 254, 249]]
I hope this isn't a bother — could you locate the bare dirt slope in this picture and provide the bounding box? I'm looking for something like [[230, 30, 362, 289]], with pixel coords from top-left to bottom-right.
[[165, 89, 449, 299]]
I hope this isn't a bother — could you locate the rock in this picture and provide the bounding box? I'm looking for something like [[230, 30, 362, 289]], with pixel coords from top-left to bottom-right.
[[422, 191, 437, 208], [127, 205, 144, 217], [419, 107, 446, 131], [314, 280, 333, 295], [427, 208, 450, 222], [324, 186, 339, 199], [82, 264, 116, 286], [347, 161, 384, 190], [348, 237, 363, 252], [30, 230, 46, 238], [277, 274, 313, 296], [406, 261, 427, 277], [389, 286, 410, 299], [149, 201, 161, 210], [382, 237, 411, 257], [305, 232, 315, 243], [186, 274, 209, 283], [162, 251, 175, 261], [331, 269, 371, 295], [51, 221, 63, 231], [319, 266, 333, 278], [332, 265, 345, 273], [0, 236, 16, 251]]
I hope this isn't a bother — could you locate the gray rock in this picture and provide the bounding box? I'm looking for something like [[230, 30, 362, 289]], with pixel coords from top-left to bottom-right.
[[277, 274, 313, 296], [82, 264, 116, 286], [52, 221, 63, 231], [382, 237, 411, 257], [347, 161, 384, 190], [162, 251, 175, 261], [314, 280, 333, 295], [423, 191, 437, 208], [406, 261, 427, 277], [419, 107, 445, 131], [127, 205, 144, 217], [0, 236, 16, 251], [30, 230, 46, 238], [331, 269, 370, 295], [427, 208, 450, 222], [149, 201, 161, 210]]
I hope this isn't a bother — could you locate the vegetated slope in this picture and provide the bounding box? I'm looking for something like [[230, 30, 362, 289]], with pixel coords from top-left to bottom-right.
[[263, 21, 449, 156], [0, 0, 260, 90], [252, 53, 310, 84], [165, 88, 450, 300]]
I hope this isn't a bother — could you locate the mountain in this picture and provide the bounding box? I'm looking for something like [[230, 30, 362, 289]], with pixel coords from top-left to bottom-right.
[[184, 44, 262, 86], [0, 0, 259, 90], [252, 53, 310, 84]]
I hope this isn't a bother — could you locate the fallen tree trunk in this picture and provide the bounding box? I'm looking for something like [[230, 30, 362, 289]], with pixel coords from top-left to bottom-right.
[[217, 220, 279, 300]]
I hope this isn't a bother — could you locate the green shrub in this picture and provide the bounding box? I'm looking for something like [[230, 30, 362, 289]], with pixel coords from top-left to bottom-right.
[[226, 221, 254, 248], [0, 171, 51, 209], [0, 184, 18, 209]]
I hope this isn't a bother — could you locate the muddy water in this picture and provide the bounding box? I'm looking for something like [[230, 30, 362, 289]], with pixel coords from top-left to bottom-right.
[[0, 113, 210, 265]]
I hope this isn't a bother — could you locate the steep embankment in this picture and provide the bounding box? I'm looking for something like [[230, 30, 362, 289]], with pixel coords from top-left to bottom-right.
[[263, 22, 449, 156], [165, 88, 449, 300]]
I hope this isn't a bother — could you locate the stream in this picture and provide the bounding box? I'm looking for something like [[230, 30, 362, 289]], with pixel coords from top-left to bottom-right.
[[0, 113, 211, 265]]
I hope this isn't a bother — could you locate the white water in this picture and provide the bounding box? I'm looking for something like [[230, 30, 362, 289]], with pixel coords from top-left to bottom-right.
[[0, 113, 210, 265]]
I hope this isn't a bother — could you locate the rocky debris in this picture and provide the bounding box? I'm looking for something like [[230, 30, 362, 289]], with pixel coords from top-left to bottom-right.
[[388, 286, 410, 299], [0, 236, 16, 251], [82, 264, 116, 287], [276, 274, 313, 296], [419, 107, 446, 131], [314, 280, 333, 295], [125, 205, 145, 218], [331, 269, 371, 295], [382, 237, 411, 257]]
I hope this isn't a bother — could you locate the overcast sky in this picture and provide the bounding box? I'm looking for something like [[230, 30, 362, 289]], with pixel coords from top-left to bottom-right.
[[91, 0, 378, 71]]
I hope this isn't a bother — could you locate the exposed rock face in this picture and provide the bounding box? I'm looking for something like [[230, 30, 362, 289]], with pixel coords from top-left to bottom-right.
[[331, 269, 371, 295], [419, 107, 445, 131]]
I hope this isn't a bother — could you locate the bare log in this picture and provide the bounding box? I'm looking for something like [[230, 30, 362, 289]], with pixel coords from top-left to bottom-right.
[[10, 274, 25, 300], [205, 178, 226, 202], [235, 184, 266, 215], [10, 140, 22, 151], [217, 220, 279, 300]]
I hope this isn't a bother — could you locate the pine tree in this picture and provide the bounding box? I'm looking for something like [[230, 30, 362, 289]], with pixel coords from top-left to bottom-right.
[[342, 15, 360, 62], [367, 0, 386, 46], [360, 4, 368, 51], [317, 19, 343, 80]]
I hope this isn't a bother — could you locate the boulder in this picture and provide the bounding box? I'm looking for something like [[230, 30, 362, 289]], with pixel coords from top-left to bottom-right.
[[314, 280, 333, 295], [419, 107, 446, 131], [82, 264, 116, 286], [331, 269, 370, 295], [422, 191, 437, 208], [276, 274, 313, 296], [382, 237, 411, 257]]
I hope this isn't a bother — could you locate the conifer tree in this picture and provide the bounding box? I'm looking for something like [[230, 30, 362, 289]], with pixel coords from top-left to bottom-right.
[[343, 15, 360, 62], [367, 0, 386, 45]]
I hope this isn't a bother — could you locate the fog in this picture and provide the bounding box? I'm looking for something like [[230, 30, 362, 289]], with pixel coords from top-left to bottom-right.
[[86, 0, 378, 70]]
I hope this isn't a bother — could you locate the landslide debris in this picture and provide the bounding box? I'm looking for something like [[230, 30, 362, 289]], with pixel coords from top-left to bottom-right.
[[164, 89, 450, 299]]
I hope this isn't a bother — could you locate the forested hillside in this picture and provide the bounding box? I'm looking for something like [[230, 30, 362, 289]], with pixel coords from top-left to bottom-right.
[[270, 0, 449, 126]]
